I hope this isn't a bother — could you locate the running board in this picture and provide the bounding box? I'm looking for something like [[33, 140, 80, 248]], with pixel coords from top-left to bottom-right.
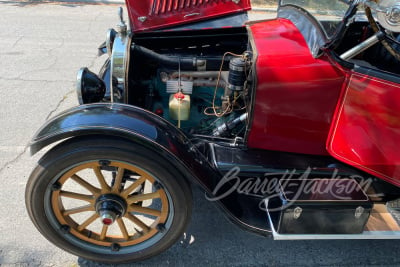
[[267, 203, 400, 240]]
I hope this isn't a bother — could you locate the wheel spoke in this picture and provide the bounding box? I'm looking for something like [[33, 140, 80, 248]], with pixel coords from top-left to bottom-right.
[[111, 167, 125, 193], [70, 174, 100, 195], [100, 225, 108, 240], [93, 166, 110, 193], [60, 191, 94, 203], [127, 190, 162, 205], [77, 213, 99, 231], [117, 218, 130, 240], [121, 176, 146, 197], [63, 204, 94, 216], [124, 213, 150, 233], [48, 156, 177, 248], [128, 205, 162, 217]]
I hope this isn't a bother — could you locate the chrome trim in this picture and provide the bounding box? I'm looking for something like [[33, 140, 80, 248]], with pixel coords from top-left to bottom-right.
[[76, 67, 86, 105], [109, 7, 130, 103], [227, 84, 244, 91], [110, 31, 130, 103], [266, 199, 400, 240], [117, 7, 127, 34], [340, 32, 383, 60], [106, 28, 117, 57], [184, 13, 201, 18], [208, 143, 218, 169], [229, 64, 245, 72]]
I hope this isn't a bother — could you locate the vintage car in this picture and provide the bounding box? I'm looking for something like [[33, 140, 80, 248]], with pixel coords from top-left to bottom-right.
[[26, 0, 400, 263]]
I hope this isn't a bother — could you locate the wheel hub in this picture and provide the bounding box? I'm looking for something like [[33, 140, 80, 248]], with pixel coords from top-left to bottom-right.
[[95, 194, 127, 225]]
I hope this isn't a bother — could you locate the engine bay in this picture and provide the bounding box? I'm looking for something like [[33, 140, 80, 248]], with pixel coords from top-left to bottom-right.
[[126, 27, 253, 138]]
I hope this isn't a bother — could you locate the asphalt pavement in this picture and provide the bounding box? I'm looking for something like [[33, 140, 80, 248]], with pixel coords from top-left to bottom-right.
[[0, 1, 400, 266]]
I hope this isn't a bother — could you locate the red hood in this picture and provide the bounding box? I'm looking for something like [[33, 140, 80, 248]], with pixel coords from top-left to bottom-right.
[[126, 0, 251, 33]]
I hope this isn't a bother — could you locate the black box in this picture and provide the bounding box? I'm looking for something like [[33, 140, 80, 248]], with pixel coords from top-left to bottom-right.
[[269, 179, 372, 234]]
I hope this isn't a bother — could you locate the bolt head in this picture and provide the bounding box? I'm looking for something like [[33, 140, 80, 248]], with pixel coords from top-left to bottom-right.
[[100, 211, 117, 225]]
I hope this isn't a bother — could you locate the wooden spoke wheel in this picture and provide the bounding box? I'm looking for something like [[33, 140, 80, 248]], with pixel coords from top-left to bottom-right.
[[26, 137, 192, 264]]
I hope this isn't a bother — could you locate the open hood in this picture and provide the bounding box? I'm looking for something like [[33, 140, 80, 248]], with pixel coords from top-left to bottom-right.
[[126, 0, 251, 33]]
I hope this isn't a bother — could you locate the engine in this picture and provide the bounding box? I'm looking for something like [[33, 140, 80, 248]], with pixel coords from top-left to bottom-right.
[[126, 27, 253, 138]]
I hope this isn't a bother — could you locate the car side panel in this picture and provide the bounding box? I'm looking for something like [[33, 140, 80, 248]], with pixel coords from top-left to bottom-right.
[[328, 71, 400, 187], [247, 19, 346, 155]]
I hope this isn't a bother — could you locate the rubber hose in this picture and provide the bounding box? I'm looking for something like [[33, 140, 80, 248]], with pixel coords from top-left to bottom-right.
[[132, 44, 197, 70]]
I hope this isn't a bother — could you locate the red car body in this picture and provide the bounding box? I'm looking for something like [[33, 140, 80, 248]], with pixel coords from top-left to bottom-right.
[[247, 19, 345, 155]]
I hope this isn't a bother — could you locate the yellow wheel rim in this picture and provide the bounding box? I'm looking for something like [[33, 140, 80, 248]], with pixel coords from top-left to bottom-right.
[[51, 161, 169, 247]]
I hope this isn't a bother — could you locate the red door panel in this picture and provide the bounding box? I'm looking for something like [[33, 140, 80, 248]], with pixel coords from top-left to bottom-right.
[[328, 72, 400, 186], [125, 0, 251, 33]]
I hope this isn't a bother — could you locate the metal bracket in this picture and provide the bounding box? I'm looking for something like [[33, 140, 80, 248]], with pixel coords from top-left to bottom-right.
[[355, 206, 365, 219], [293, 207, 302, 219], [117, 7, 127, 34]]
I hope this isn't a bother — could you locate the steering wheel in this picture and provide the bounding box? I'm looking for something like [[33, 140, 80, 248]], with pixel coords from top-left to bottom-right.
[[365, 0, 400, 61]]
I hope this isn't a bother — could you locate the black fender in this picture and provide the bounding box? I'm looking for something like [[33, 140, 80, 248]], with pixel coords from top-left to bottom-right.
[[31, 103, 279, 236], [30, 103, 219, 191]]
